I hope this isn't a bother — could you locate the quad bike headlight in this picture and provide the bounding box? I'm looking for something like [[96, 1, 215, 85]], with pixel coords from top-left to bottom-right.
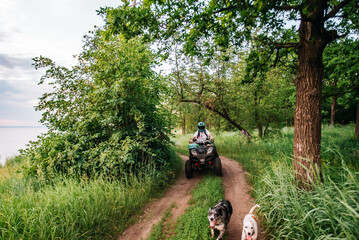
[[207, 146, 213, 154], [191, 149, 198, 156]]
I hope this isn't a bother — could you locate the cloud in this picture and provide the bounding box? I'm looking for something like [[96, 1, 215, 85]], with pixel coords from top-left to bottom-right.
[[0, 32, 8, 42], [0, 0, 120, 126], [0, 54, 32, 69], [0, 80, 19, 94]]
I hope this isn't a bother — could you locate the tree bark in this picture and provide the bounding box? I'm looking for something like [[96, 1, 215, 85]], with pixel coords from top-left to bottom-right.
[[330, 96, 337, 125], [330, 80, 338, 125], [355, 100, 359, 138], [254, 91, 263, 138], [293, 12, 327, 188], [182, 116, 186, 134]]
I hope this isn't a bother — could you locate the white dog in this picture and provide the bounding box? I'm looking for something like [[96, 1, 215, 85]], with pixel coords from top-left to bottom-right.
[[241, 204, 260, 240]]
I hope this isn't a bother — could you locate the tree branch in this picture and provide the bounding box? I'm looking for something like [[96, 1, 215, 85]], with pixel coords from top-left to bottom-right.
[[255, 36, 300, 49], [212, 6, 238, 14], [325, 29, 350, 42], [174, 45, 184, 99], [180, 99, 200, 104], [274, 5, 300, 11], [324, 0, 352, 21], [271, 48, 280, 68], [179, 98, 251, 139]]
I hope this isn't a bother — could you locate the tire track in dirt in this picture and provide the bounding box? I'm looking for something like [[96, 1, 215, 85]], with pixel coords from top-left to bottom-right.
[[220, 156, 263, 240], [117, 155, 201, 240]]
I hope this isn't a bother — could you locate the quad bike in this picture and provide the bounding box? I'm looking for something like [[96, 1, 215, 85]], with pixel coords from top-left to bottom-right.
[[185, 138, 222, 179]]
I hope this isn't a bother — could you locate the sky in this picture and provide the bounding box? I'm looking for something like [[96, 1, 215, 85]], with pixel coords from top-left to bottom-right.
[[0, 0, 120, 126]]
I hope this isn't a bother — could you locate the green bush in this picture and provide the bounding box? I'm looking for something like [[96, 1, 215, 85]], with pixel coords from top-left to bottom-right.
[[24, 37, 173, 180]]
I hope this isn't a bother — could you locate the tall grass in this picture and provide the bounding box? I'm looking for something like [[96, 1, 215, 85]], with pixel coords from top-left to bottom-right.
[[0, 150, 182, 240], [172, 124, 359, 239], [321, 124, 359, 170], [256, 160, 359, 239]]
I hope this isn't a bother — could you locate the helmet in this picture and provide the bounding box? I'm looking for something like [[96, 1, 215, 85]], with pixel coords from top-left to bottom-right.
[[197, 122, 205, 132]]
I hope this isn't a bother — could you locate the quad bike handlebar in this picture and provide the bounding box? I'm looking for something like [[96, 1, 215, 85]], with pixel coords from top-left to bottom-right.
[[192, 137, 212, 145]]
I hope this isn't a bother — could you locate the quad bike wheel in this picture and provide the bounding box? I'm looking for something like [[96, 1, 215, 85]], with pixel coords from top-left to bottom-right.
[[185, 160, 193, 179], [214, 157, 222, 177]]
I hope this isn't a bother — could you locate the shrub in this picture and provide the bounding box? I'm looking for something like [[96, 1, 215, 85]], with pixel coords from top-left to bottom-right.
[[24, 37, 173, 180]]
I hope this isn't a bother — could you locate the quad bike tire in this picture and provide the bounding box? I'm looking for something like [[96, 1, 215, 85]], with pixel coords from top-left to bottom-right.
[[185, 160, 193, 179], [214, 157, 222, 177]]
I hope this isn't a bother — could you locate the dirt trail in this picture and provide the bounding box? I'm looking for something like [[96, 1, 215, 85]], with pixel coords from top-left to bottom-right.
[[117, 155, 263, 240], [118, 155, 201, 240], [220, 156, 263, 240]]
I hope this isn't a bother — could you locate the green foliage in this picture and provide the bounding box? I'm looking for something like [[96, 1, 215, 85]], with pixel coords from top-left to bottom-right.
[[0, 149, 182, 240], [321, 124, 359, 172], [169, 175, 224, 240], [104, 1, 358, 59], [237, 66, 296, 134], [104, 0, 358, 142], [322, 38, 359, 124], [166, 48, 296, 136], [25, 37, 173, 180]]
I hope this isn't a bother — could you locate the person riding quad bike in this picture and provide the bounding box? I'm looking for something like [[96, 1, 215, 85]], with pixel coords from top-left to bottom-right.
[[185, 122, 222, 178], [189, 122, 214, 143]]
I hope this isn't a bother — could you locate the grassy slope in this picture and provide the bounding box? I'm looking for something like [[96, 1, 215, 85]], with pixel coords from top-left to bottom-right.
[[0, 149, 183, 240]]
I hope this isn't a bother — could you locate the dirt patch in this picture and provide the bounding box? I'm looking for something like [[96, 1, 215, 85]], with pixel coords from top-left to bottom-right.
[[117, 155, 263, 240], [117, 155, 201, 240]]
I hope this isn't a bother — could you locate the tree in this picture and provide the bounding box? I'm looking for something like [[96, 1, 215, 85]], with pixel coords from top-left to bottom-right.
[[323, 39, 359, 134], [103, 0, 358, 187], [243, 40, 297, 137], [25, 37, 173, 180], [168, 50, 253, 137]]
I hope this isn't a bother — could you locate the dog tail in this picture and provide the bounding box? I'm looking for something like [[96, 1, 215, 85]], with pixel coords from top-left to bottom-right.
[[249, 204, 260, 214]]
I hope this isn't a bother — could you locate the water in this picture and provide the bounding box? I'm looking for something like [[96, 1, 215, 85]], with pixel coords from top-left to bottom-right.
[[0, 127, 47, 165]]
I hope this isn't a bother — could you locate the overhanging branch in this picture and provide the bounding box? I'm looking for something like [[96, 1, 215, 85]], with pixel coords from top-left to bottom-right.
[[274, 5, 300, 11], [213, 6, 238, 14], [255, 36, 300, 49], [179, 98, 251, 139], [324, 0, 352, 21]]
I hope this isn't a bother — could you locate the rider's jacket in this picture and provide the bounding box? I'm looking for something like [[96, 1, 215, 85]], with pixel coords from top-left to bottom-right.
[[193, 129, 212, 141]]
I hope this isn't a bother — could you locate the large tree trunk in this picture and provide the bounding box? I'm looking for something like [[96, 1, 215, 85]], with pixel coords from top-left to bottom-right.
[[293, 16, 327, 188], [355, 100, 359, 138]]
